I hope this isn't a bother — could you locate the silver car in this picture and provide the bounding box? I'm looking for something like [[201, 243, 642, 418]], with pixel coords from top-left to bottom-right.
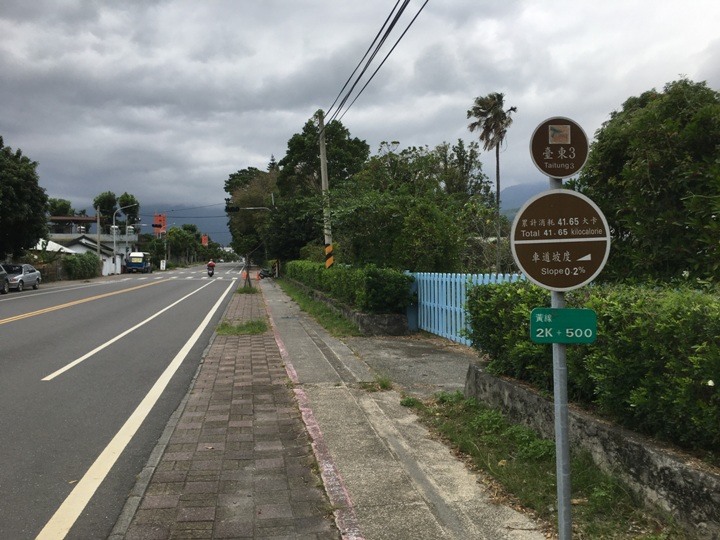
[[0, 266, 8, 294], [0, 263, 41, 291]]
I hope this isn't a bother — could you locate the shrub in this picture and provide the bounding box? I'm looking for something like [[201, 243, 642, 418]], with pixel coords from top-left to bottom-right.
[[466, 281, 720, 453], [285, 260, 413, 314], [62, 252, 101, 280], [465, 280, 551, 388]]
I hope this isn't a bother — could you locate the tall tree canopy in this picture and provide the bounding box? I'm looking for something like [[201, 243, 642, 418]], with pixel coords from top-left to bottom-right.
[[332, 141, 491, 271], [0, 137, 48, 257], [225, 165, 278, 259], [93, 191, 117, 232], [276, 111, 370, 197], [47, 198, 74, 216], [467, 92, 516, 209], [576, 78, 720, 281], [117, 192, 140, 226]]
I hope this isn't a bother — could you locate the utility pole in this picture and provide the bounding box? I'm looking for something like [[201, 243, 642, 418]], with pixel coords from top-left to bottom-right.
[[317, 110, 334, 268], [96, 207, 101, 261]]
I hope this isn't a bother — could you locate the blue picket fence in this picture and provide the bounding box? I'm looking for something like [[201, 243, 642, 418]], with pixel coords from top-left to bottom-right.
[[408, 272, 523, 346]]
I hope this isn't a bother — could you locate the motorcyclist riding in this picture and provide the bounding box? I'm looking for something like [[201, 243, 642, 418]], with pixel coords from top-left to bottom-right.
[[207, 259, 216, 276]]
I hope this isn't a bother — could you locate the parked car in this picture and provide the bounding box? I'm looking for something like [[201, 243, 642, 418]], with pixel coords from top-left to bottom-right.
[[0, 263, 41, 291], [0, 266, 8, 294]]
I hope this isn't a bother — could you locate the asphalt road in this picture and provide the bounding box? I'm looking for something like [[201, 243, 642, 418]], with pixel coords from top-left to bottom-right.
[[0, 263, 240, 539]]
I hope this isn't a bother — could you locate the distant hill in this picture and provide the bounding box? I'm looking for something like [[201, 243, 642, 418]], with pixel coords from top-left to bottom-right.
[[500, 182, 547, 219]]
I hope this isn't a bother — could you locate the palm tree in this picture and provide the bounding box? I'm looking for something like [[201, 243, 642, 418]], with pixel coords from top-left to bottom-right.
[[466, 92, 517, 210]]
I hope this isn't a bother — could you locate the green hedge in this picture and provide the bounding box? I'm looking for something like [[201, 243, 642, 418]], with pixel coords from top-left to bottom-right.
[[466, 281, 720, 453], [62, 252, 101, 280], [285, 260, 413, 314]]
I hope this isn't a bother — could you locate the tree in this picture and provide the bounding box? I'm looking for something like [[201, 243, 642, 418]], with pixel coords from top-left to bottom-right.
[[575, 78, 720, 281], [0, 137, 48, 258], [460, 197, 514, 273], [467, 92, 517, 209], [331, 142, 481, 271], [265, 114, 369, 261], [47, 198, 74, 216], [225, 166, 277, 262], [264, 195, 323, 262], [276, 111, 370, 197], [117, 192, 140, 226], [93, 191, 117, 232], [166, 226, 197, 265], [437, 139, 491, 200]]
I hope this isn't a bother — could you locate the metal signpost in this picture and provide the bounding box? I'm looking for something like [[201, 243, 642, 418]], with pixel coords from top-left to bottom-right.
[[511, 117, 609, 540]]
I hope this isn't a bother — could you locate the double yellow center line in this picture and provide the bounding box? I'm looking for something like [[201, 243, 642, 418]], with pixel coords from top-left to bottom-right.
[[0, 279, 171, 326]]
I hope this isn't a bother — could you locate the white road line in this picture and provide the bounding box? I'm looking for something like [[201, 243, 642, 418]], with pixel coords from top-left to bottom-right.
[[42, 279, 232, 381], [35, 280, 236, 540]]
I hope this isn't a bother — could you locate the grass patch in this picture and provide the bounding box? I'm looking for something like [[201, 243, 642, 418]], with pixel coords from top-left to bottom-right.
[[400, 395, 423, 408], [216, 319, 268, 335], [236, 285, 260, 294], [405, 391, 685, 539], [276, 278, 361, 337]]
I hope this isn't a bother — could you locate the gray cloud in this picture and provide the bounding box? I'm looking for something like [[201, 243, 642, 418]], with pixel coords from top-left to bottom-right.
[[1, 0, 718, 245]]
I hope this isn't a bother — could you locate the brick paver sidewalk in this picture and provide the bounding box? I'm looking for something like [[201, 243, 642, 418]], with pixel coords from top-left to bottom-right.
[[121, 289, 340, 539]]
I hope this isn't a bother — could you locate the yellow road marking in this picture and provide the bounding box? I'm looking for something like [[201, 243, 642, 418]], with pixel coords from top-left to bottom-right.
[[0, 279, 171, 326]]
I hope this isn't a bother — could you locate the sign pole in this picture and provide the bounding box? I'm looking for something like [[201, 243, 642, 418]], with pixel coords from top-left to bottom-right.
[[549, 176, 572, 540], [515, 117, 609, 540]]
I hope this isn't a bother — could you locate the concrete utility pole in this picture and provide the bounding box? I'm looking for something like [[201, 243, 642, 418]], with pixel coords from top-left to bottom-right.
[[112, 203, 138, 274], [96, 208, 101, 260], [317, 111, 334, 268]]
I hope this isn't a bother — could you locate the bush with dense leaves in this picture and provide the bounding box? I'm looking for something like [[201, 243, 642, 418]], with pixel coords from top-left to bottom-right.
[[285, 260, 413, 314], [62, 252, 101, 280], [466, 281, 720, 453]]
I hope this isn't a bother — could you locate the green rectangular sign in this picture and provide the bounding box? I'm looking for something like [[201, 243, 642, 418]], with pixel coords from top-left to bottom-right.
[[530, 308, 597, 344]]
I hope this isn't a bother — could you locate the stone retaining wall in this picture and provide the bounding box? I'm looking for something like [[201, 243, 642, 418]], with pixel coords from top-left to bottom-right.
[[464, 364, 720, 539], [287, 279, 408, 336]]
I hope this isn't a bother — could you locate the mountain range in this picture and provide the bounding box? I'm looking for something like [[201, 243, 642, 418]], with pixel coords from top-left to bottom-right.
[[500, 181, 548, 218], [95, 182, 548, 248]]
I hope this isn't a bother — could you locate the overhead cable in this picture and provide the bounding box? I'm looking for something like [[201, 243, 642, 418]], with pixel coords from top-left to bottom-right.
[[338, 0, 429, 123], [325, 0, 406, 118], [326, 0, 410, 124]]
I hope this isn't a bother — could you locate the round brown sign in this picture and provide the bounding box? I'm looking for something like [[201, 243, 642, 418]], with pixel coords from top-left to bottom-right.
[[511, 189, 610, 291], [530, 117, 589, 178]]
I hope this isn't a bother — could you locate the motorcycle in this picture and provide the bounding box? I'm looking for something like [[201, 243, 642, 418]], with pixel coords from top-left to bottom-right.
[[207, 266, 215, 277]]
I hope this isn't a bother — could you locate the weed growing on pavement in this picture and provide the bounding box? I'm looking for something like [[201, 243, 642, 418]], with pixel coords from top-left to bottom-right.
[[276, 278, 362, 337], [405, 391, 685, 539], [400, 395, 423, 408], [216, 319, 268, 335], [360, 374, 393, 392]]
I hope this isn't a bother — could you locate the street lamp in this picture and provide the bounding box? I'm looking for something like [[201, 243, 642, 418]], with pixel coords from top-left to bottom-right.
[[113, 203, 138, 274]]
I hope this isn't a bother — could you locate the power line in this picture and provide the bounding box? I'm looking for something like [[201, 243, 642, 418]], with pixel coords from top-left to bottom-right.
[[325, 0, 405, 116], [325, 0, 428, 125], [326, 0, 409, 124], [338, 0, 429, 123]]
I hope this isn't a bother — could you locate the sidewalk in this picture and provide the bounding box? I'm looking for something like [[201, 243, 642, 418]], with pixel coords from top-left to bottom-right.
[[113, 279, 545, 539]]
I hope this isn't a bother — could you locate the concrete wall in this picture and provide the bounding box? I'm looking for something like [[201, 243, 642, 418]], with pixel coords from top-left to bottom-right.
[[464, 364, 720, 539]]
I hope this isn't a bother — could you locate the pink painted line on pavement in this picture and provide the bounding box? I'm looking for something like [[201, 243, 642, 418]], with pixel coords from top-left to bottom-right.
[[263, 290, 365, 540]]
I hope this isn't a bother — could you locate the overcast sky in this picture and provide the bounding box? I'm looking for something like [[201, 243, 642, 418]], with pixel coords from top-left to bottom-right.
[[2, 1, 719, 241]]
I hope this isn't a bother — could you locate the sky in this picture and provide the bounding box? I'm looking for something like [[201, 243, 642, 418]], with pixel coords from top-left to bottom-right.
[[1, 0, 719, 244]]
